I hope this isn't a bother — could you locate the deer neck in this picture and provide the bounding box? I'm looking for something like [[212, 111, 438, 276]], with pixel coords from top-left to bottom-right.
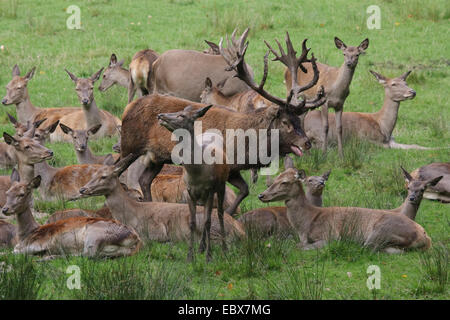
[[396, 199, 420, 221], [105, 181, 142, 228], [374, 92, 400, 141], [17, 162, 36, 184], [16, 205, 40, 241], [75, 147, 95, 164], [83, 99, 102, 129], [117, 68, 131, 88], [330, 63, 355, 98], [284, 182, 315, 234], [305, 190, 323, 207], [15, 89, 39, 123], [34, 161, 57, 191]]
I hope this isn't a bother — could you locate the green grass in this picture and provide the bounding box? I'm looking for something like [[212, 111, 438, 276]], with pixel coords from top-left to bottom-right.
[[0, 0, 449, 300]]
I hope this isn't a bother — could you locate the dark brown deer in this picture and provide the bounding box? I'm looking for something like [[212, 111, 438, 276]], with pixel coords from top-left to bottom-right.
[[120, 29, 325, 216]]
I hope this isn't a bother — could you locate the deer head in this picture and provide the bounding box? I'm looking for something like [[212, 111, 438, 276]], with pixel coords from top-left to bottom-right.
[[401, 166, 442, 205], [2, 65, 36, 105], [2, 172, 40, 216], [299, 169, 331, 196], [98, 53, 125, 92], [60, 123, 102, 152], [258, 168, 304, 202], [3, 131, 53, 165], [79, 154, 138, 197], [370, 70, 416, 102], [334, 37, 369, 68], [157, 105, 213, 133], [65, 68, 103, 105]]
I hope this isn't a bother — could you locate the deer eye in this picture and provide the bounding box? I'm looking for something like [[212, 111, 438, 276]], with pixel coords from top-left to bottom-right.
[[391, 83, 396, 86], [19, 193, 25, 197], [25, 145, 31, 149]]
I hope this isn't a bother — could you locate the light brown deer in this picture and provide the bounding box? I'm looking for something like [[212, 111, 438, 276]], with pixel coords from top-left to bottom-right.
[[303, 70, 432, 150], [2, 172, 141, 257], [120, 30, 325, 215], [158, 105, 229, 261], [151, 29, 255, 102], [203, 39, 221, 55], [2, 65, 80, 134], [128, 49, 159, 103], [286, 37, 369, 156], [258, 168, 431, 253], [410, 163, 450, 203], [79, 154, 245, 244], [239, 169, 331, 235], [59, 123, 119, 165], [46, 207, 113, 224], [61, 68, 121, 141], [0, 220, 17, 248], [98, 54, 130, 92]]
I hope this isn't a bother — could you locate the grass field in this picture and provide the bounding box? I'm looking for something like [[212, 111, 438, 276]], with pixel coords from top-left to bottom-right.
[[0, 0, 449, 300]]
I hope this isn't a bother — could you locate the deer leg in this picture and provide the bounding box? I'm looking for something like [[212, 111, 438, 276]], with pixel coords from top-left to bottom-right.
[[139, 162, 163, 201], [320, 102, 329, 154], [128, 79, 137, 104], [335, 107, 344, 158], [225, 171, 249, 216], [203, 193, 214, 263], [187, 195, 197, 262], [217, 185, 228, 253], [250, 168, 258, 184]]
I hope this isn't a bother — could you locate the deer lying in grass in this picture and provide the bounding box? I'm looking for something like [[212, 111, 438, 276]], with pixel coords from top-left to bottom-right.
[[151, 173, 240, 213], [0, 113, 33, 169], [388, 167, 443, 221], [2, 172, 141, 257], [151, 29, 255, 102], [239, 169, 331, 235], [158, 105, 230, 261], [46, 206, 113, 224], [79, 154, 246, 245], [258, 168, 431, 252], [303, 70, 434, 149], [410, 163, 450, 203], [286, 37, 369, 156], [59, 123, 118, 165], [0, 220, 17, 248], [120, 29, 325, 215]]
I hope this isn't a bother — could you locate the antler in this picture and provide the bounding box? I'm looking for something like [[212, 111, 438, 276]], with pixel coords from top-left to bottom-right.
[[219, 29, 325, 115]]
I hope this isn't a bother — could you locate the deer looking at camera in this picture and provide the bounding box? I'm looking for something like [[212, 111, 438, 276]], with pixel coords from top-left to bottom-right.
[[158, 105, 229, 262], [239, 168, 331, 235], [59, 123, 119, 165], [303, 70, 433, 150], [120, 29, 325, 216], [286, 37, 369, 156], [2, 171, 141, 257], [258, 168, 431, 253], [79, 154, 245, 244]]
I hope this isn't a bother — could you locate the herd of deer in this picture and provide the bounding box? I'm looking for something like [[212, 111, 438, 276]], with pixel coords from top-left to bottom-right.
[[0, 28, 448, 262]]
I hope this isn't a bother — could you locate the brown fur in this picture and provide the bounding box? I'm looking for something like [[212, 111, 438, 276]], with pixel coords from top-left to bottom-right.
[[238, 207, 290, 235], [0, 176, 11, 207], [0, 220, 17, 248], [46, 206, 113, 224], [411, 163, 450, 202], [128, 49, 159, 103]]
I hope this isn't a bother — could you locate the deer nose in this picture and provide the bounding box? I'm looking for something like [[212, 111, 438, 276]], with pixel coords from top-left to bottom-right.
[[1, 98, 7, 105], [409, 90, 416, 97], [2, 207, 8, 214], [304, 140, 312, 150], [82, 98, 89, 104], [409, 196, 416, 201], [79, 187, 87, 194], [48, 151, 54, 157], [258, 194, 264, 200]]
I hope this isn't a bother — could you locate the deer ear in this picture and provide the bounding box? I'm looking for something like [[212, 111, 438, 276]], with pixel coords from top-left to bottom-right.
[[33, 118, 47, 129], [110, 53, 118, 66], [3, 132, 18, 146], [29, 175, 41, 189], [400, 70, 412, 81], [401, 166, 413, 182], [358, 38, 369, 51], [426, 176, 443, 187], [216, 77, 228, 89], [46, 120, 59, 134], [59, 123, 72, 135], [195, 104, 213, 119], [334, 37, 347, 50], [12, 64, 20, 77], [322, 169, 332, 181], [102, 154, 115, 165], [10, 168, 20, 183], [65, 69, 78, 83], [90, 68, 104, 82], [205, 40, 220, 54], [296, 169, 307, 181], [113, 153, 139, 177], [88, 124, 102, 136], [369, 70, 387, 84], [204, 77, 213, 89], [117, 59, 125, 67], [7, 113, 17, 125], [24, 67, 36, 82]]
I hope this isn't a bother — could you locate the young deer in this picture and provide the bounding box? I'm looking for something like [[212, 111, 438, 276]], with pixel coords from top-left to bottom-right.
[[158, 105, 229, 261], [410, 163, 449, 202], [79, 154, 245, 245], [285, 37, 369, 156], [303, 70, 431, 149], [59, 123, 118, 165], [2, 172, 141, 257], [239, 169, 331, 235], [62, 68, 121, 141], [258, 168, 431, 253], [1, 65, 80, 136], [121, 30, 325, 215], [391, 166, 444, 220]]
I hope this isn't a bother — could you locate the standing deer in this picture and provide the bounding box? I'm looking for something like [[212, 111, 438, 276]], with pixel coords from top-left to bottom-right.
[[285, 37, 369, 156], [79, 155, 245, 244], [98, 54, 130, 92], [128, 49, 159, 103], [62, 68, 121, 141], [59, 123, 118, 165], [239, 168, 331, 235], [158, 105, 229, 261], [2, 172, 141, 257], [151, 29, 255, 102], [303, 70, 430, 149], [391, 166, 444, 220], [120, 29, 325, 216], [409, 163, 450, 202], [258, 168, 431, 252]]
